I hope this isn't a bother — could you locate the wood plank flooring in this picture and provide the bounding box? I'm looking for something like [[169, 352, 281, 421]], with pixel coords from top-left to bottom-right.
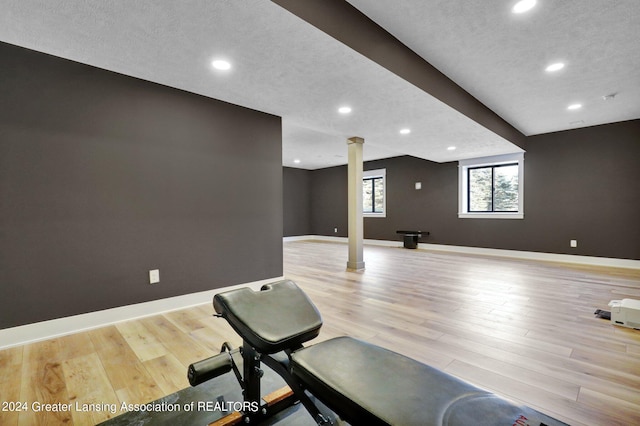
[[1, 240, 639, 425]]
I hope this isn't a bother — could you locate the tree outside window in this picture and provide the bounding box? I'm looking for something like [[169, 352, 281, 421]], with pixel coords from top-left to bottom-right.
[[363, 169, 386, 217], [468, 164, 518, 212], [363, 176, 384, 213]]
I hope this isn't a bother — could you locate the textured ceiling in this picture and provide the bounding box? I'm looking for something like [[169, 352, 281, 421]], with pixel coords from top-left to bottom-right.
[[1, 1, 637, 169], [348, 0, 640, 136]]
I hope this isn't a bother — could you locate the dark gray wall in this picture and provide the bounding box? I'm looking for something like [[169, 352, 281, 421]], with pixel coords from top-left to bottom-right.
[[283, 167, 312, 236], [524, 120, 639, 259], [0, 42, 283, 329], [284, 120, 639, 260], [310, 165, 348, 237]]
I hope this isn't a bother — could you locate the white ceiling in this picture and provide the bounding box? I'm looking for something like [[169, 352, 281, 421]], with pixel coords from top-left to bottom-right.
[[1, 1, 638, 170], [348, 0, 640, 136]]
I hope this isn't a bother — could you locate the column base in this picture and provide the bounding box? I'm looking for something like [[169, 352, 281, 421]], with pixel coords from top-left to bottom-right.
[[346, 261, 365, 271]]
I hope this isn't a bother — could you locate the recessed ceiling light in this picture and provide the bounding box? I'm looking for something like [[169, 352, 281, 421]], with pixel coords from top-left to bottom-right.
[[293, 159, 301, 164], [447, 146, 457, 151], [338, 106, 352, 114], [545, 62, 565, 72], [211, 59, 231, 71], [567, 103, 582, 110], [512, 0, 537, 14], [399, 128, 411, 135]]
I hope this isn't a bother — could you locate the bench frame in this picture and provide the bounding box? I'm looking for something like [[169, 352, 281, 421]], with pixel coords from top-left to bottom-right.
[[188, 322, 334, 424]]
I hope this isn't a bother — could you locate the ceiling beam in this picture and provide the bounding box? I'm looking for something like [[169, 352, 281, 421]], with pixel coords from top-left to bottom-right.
[[271, 0, 526, 150]]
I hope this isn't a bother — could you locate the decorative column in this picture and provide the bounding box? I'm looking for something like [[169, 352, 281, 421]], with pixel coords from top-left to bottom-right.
[[346, 137, 365, 271]]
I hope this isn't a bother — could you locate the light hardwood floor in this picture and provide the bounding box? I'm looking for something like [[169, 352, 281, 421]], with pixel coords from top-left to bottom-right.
[[1, 240, 639, 425]]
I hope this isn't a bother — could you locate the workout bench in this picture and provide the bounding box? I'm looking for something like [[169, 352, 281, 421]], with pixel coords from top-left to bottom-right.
[[188, 280, 567, 425], [396, 230, 429, 249]]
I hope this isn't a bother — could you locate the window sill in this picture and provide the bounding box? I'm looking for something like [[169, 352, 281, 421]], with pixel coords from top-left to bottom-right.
[[364, 213, 386, 218], [458, 213, 523, 219]]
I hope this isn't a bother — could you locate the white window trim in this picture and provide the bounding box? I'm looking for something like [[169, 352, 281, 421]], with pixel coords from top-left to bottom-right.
[[458, 152, 524, 219], [363, 168, 386, 218]]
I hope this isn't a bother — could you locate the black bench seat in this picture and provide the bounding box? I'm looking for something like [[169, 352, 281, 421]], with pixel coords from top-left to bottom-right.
[[291, 336, 556, 425]]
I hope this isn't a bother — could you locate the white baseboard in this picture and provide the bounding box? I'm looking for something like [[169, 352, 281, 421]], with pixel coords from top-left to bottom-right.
[[0, 276, 284, 351], [284, 235, 640, 270], [416, 243, 640, 269], [8, 236, 634, 350], [284, 235, 402, 247]]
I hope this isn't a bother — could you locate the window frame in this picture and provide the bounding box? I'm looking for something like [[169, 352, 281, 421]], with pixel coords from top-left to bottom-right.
[[458, 153, 524, 219], [363, 168, 386, 218]]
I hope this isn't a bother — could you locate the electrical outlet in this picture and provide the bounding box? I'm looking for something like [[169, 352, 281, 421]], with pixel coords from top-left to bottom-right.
[[334, 227, 338, 233], [570, 240, 578, 248], [149, 269, 160, 284]]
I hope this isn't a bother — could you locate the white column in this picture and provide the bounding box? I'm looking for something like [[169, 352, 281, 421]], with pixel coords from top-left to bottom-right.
[[347, 137, 365, 271]]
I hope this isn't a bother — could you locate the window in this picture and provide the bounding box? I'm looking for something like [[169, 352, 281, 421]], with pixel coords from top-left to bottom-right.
[[363, 176, 384, 213], [458, 153, 524, 219], [363, 168, 386, 217]]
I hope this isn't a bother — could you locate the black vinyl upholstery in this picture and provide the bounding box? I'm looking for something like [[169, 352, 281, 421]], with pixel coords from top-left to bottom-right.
[[291, 336, 566, 426], [213, 280, 322, 354]]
